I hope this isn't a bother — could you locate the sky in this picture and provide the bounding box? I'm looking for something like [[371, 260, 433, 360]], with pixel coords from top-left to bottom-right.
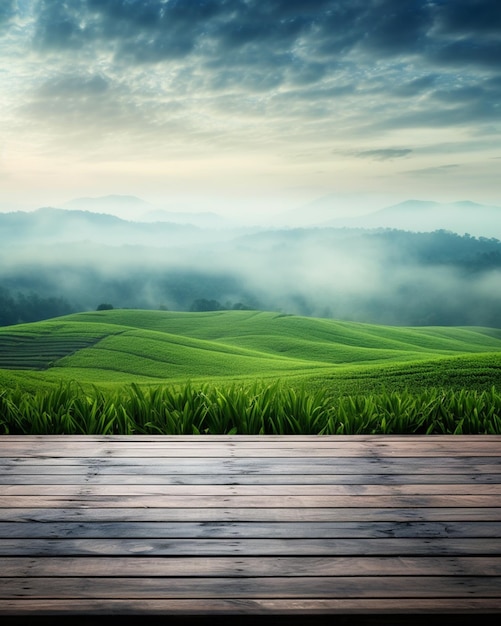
[[1, 0, 500, 222]]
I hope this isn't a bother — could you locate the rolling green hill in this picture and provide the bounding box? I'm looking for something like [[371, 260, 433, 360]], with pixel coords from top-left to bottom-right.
[[1, 309, 501, 394]]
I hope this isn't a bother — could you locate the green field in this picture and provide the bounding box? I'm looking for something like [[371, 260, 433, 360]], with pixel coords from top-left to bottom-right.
[[1, 308, 501, 391], [1, 309, 500, 434]]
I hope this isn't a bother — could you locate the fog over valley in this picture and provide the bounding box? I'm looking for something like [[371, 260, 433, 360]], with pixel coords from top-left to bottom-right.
[[1, 198, 501, 328]]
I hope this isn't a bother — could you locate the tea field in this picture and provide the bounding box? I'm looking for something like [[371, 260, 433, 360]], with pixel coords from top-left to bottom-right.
[[1, 309, 500, 434]]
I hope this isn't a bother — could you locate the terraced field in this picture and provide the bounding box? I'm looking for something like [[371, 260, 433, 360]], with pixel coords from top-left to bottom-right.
[[0, 328, 106, 370], [0, 309, 501, 392]]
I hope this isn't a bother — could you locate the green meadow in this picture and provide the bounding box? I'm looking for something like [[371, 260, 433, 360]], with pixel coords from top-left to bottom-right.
[[1, 309, 501, 434]]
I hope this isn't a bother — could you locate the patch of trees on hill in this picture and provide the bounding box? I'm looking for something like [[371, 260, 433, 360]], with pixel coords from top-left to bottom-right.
[[0, 286, 75, 326]]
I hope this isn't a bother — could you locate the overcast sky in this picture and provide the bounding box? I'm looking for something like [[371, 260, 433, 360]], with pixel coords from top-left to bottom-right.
[[1, 0, 500, 220]]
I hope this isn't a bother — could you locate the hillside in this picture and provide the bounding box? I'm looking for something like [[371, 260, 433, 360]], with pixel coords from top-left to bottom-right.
[[1, 310, 501, 392]]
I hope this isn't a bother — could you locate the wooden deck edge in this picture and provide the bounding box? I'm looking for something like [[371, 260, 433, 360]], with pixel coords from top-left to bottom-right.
[[1, 599, 501, 614]]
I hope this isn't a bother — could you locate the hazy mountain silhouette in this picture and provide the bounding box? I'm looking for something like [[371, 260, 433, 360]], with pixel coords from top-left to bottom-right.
[[142, 209, 234, 228], [0, 207, 240, 247], [62, 194, 235, 229], [324, 200, 501, 238], [62, 194, 154, 219], [276, 196, 501, 239]]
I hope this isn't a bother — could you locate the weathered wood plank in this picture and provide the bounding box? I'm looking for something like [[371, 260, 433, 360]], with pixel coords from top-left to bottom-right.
[[1, 537, 500, 556], [2, 575, 501, 598], [2, 442, 500, 457], [1, 520, 499, 539], [2, 457, 499, 472], [2, 507, 500, 522], [1, 494, 499, 507], [3, 556, 501, 577], [0, 597, 500, 615], [2, 465, 500, 482], [2, 484, 501, 496], [1, 556, 501, 578], [2, 434, 499, 454], [0, 472, 500, 485]]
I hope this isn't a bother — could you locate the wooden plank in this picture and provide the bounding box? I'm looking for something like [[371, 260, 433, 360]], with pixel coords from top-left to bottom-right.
[[3, 555, 501, 577], [2, 433, 499, 446], [1, 472, 500, 485], [1, 494, 499, 507], [2, 575, 501, 598], [1, 459, 500, 474], [1, 520, 499, 539], [1, 537, 500, 556], [0, 597, 500, 615], [3, 445, 501, 460], [3, 442, 501, 457], [2, 483, 501, 496], [2, 507, 500, 522]]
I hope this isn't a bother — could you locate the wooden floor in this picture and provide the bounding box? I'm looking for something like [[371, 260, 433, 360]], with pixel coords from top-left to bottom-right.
[[0, 434, 500, 623]]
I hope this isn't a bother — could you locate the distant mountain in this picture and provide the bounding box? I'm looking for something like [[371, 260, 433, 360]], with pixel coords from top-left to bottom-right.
[[62, 195, 233, 229], [62, 194, 154, 219], [268, 193, 389, 228], [322, 199, 501, 238], [279, 197, 501, 239], [142, 209, 233, 229], [0, 205, 263, 252], [0, 206, 238, 247]]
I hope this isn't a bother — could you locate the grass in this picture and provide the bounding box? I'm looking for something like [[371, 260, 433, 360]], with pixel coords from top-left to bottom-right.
[[1, 380, 500, 435], [0, 309, 500, 434]]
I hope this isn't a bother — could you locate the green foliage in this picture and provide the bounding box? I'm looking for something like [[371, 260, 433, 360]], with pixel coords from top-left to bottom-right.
[[189, 298, 223, 312], [1, 309, 501, 435], [1, 381, 500, 435], [0, 285, 74, 326]]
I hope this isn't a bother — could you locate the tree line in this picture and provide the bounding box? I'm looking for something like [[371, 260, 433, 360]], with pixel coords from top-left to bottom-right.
[[0, 286, 75, 326]]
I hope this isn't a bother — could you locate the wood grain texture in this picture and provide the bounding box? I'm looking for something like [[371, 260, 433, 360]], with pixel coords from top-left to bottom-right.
[[0, 434, 500, 617]]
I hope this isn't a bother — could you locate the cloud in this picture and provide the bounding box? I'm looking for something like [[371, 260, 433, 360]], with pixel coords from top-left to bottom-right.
[[17, 2, 501, 96], [2, 0, 501, 197], [356, 149, 413, 161], [405, 164, 460, 176], [394, 75, 438, 97], [26, 1, 500, 76], [0, 0, 15, 29], [434, 0, 501, 36], [37, 74, 109, 98]]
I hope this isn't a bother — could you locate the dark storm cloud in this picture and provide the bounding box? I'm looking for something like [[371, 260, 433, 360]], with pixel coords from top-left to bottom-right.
[[27, 1, 501, 78], [434, 0, 501, 35]]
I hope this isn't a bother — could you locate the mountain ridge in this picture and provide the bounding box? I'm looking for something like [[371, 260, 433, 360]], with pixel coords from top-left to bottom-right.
[[273, 196, 501, 238]]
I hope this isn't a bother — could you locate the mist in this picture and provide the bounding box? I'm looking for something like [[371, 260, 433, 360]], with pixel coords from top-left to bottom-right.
[[1, 206, 501, 328]]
